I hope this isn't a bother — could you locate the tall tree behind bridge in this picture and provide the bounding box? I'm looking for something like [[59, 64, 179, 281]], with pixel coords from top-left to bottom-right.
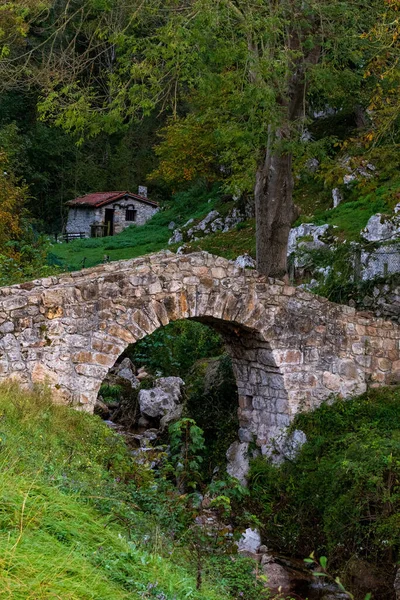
[[0, 0, 382, 277]]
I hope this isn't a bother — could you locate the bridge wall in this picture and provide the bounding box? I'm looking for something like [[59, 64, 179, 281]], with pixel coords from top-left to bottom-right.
[[0, 250, 399, 453]]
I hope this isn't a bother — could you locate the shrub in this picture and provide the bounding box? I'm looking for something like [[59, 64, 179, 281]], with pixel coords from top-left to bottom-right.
[[248, 386, 400, 577]]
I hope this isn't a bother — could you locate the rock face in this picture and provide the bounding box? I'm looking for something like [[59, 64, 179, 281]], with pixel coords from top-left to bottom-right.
[[266, 428, 307, 463], [237, 528, 261, 555], [139, 377, 184, 428], [287, 223, 332, 265], [168, 207, 247, 245], [0, 250, 399, 465], [362, 213, 400, 243], [361, 243, 400, 280]]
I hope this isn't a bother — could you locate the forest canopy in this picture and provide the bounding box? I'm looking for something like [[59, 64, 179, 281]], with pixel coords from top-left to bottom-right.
[[0, 0, 400, 276]]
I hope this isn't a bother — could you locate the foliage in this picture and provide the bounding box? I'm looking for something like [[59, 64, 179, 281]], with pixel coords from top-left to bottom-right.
[[0, 152, 26, 247], [248, 386, 400, 586], [0, 382, 231, 600], [168, 418, 205, 492], [206, 555, 267, 600], [304, 554, 372, 600], [130, 320, 223, 378], [185, 355, 239, 476]]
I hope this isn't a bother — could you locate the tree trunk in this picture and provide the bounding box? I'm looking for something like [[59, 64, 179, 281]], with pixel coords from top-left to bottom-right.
[[254, 131, 299, 279]]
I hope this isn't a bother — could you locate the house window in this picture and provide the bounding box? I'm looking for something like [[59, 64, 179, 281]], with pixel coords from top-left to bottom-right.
[[125, 207, 137, 222]]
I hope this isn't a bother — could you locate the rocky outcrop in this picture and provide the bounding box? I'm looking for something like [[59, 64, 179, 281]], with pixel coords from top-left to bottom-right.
[[139, 377, 184, 429], [362, 212, 400, 243], [237, 528, 261, 555], [235, 254, 256, 269], [287, 223, 334, 267], [168, 207, 248, 245]]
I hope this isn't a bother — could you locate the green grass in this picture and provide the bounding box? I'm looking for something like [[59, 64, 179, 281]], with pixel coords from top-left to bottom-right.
[[50, 184, 225, 271], [0, 383, 229, 600], [48, 174, 400, 277], [296, 179, 400, 241], [168, 220, 256, 261]]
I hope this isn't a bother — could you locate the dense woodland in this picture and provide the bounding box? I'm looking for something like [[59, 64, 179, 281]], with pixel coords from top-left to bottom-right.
[[2, 2, 400, 599], [1, 0, 400, 276]]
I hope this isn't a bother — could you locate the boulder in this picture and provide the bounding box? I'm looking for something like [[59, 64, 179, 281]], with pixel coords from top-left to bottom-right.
[[287, 223, 331, 263], [168, 229, 183, 244], [267, 428, 307, 464], [332, 188, 343, 208], [237, 528, 261, 555], [168, 206, 247, 245], [226, 441, 249, 485], [139, 376, 184, 428], [262, 562, 292, 594], [94, 397, 110, 420], [235, 254, 256, 269], [114, 358, 139, 389], [362, 213, 400, 242]]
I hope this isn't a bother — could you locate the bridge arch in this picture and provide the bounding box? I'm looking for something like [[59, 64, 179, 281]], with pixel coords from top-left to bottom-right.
[[0, 250, 399, 452]]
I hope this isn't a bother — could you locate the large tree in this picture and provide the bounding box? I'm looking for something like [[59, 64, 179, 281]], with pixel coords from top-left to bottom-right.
[[1, 0, 382, 277]]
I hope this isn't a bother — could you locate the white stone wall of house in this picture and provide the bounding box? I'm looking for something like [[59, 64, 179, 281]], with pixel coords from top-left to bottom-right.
[[66, 199, 158, 237], [111, 198, 158, 234], [65, 208, 96, 236]]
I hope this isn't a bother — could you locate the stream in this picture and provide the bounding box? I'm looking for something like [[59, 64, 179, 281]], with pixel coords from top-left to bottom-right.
[[104, 418, 349, 600]]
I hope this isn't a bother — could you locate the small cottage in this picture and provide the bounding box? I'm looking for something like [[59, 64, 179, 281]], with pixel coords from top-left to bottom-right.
[[65, 189, 159, 238]]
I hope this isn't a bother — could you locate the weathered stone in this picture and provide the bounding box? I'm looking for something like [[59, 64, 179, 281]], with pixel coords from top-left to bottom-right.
[[0, 249, 398, 473], [237, 528, 261, 555], [113, 357, 139, 388], [235, 254, 256, 269], [261, 562, 292, 594], [139, 376, 184, 428], [226, 441, 249, 486]]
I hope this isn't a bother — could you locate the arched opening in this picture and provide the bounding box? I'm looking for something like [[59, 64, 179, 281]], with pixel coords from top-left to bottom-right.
[[94, 316, 290, 482]]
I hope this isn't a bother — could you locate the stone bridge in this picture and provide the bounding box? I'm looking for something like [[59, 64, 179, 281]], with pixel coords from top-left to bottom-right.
[[0, 250, 399, 454]]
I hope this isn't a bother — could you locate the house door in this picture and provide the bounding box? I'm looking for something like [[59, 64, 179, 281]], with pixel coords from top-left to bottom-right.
[[104, 209, 114, 236]]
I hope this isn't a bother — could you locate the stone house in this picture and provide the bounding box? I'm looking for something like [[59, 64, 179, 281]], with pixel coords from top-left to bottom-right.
[[65, 189, 159, 237]]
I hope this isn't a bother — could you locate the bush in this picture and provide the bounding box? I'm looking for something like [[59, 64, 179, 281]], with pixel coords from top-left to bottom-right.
[[248, 386, 400, 577]]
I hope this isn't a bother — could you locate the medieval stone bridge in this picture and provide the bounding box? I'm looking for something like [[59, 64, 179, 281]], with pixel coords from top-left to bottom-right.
[[0, 250, 399, 453]]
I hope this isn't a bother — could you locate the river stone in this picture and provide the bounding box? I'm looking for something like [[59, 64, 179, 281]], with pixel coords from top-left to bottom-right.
[[261, 562, 292, 594], [138, 376, 184, 428], [237, 528, 261, 555], [114, 357, 139, 388]]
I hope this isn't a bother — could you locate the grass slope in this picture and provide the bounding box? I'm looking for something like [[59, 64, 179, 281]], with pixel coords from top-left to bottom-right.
[[51, 185, 225, 271], [49, 175, 400, 275], [0, 383, 228, 600]]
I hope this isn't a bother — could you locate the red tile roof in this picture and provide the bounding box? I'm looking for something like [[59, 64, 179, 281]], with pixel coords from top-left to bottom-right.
[[66, 191, 158, 208]]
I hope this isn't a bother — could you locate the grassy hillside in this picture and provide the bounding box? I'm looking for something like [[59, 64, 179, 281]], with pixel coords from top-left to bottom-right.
[[49, 173, 400, 275], [0, 383, 232, 600], [50, 184, 227, 271]]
